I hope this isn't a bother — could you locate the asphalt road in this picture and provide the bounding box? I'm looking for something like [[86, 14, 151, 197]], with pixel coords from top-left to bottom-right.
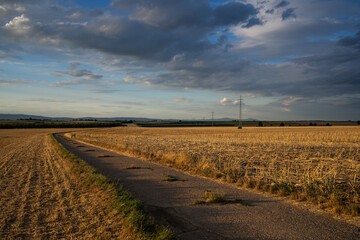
[[55, 134, 360, 240]]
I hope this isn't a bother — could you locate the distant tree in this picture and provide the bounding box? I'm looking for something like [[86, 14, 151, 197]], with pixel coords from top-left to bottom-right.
[[326, 123, 332, 126], [309, 122, 313, 126], [258, 121, 263, 127], [280, 122, 285, 126], [314, 123, 317, 126], [357, 121, 360, 125]]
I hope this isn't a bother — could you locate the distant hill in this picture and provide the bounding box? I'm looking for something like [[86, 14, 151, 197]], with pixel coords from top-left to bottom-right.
[[0, 114, 54, 120], [0, 114, 156, 121], [0, 114, 258, 122]]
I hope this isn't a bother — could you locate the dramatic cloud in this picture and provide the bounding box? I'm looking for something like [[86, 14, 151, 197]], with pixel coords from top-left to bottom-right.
[[275, 1, 290, 9], [0, 0, 359, 119], [281, 8, 296, 20], [337, 31, 360, 49], [4, 14, 31, 35], [0, 0, 258, 62]]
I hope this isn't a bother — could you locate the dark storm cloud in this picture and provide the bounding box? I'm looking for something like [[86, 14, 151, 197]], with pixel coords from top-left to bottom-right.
[[275, 1, 290, 9], [213, 2, 258, 26], [111, 0, 257, 27], [143, 42, 360, 100], [281, 8, 296, 20], [337, 31, 360, 49], [0, 0, 258, 62], [242, 18, 263, 28]]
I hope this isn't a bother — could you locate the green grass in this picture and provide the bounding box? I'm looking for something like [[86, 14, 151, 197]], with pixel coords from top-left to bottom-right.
[[50, 134, 175, 240]]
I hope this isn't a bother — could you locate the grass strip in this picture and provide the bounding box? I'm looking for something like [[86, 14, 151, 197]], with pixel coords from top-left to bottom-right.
[[49, 133, 175, 240]]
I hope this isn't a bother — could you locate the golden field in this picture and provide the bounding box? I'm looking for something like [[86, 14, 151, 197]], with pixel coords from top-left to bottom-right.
[[0, 129, 134, 239], [0, 129, 173, 239], [73, 126, 360, 215]]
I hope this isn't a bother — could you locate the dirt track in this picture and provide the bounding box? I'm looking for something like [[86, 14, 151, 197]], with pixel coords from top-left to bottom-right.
[[57, 133, 360, 240], [0, 130, 132, 239]]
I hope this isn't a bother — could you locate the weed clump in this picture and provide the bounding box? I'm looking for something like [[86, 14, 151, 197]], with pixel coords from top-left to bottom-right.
[[204, 190, 226, 203]]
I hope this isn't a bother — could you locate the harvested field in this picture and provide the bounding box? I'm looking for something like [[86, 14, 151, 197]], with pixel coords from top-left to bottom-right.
[[72, 126, 360, 215], [0, 129, 169, 239]]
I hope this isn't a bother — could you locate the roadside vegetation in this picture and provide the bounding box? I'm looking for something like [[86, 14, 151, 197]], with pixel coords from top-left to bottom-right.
[[51, 134, 174, 240], [71, 126, 360, 216]]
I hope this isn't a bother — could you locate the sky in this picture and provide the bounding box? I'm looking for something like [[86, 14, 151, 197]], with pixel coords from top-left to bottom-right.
[[0, 0, 359, 120]]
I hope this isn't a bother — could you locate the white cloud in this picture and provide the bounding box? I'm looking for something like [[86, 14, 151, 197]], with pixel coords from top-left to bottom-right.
[[220, 97, 231, 105], [220, 97, 243, 106], [280, 96, 304, 106], [232, 100, 240, 105], [4, 14, 31, 35], [280, 107, 291, 112]]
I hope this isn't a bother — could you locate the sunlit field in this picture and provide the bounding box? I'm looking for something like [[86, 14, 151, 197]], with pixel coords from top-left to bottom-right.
[[0, 129, 172, 239], [72, 126, 360, 215]]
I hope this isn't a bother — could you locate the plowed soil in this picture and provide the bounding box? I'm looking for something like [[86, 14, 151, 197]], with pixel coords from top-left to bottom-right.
[[0, 129, 132, 239]]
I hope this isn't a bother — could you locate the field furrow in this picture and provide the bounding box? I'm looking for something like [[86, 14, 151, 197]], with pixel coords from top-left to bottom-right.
[[0, 129, 134, 239]]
